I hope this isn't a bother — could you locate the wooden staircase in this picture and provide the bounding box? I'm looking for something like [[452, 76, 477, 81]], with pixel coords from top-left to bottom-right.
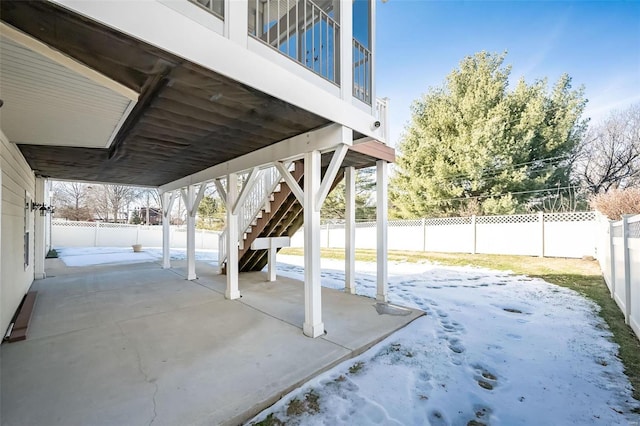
[[221, 161, 344, 273]]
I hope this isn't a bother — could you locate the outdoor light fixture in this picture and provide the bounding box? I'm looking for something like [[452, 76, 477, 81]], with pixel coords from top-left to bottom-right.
[[27, 201, 55, 216]]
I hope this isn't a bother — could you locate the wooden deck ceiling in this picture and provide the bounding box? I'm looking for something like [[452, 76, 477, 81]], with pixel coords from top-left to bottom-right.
[[1, 1, 390, 187]]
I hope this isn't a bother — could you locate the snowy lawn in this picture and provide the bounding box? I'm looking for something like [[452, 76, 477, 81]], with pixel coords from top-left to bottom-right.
[[54, 247, 639, 425], [56, 246, 217, 267], [249, 255, 640, 425]]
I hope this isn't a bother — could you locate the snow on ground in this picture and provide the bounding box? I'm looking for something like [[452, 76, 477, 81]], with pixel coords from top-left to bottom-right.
[[56, 246, 217, 267], [249, 255, 640, 426], [55, 248, 639, 425]]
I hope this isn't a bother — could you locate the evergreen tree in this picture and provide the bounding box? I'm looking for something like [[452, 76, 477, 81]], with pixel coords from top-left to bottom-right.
[[322, 167, 376, 220], [390, 51, 587, 217]]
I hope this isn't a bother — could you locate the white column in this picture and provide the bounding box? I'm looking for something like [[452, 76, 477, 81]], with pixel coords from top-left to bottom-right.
[[33, 177, 46, 280], [369, 0, 377, 111], [376, 160, 388, 303], [45, 180, 52, 253], [185, 186, 197, 280], [226, 0, 248, 46], [226, 173, 240, 300], [339, 0, 353, 100], [345, 167, 356, 294], [267, 239, 277, 282], [303, 150, 324, 337], [161, 191, 173, 269]]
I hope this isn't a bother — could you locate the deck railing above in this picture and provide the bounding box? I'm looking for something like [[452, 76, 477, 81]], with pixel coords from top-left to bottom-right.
[[353, 38, 372, 105], [249, 0, 340, 85], [218, 165, 284, 268], [189, 0, 224, 19]]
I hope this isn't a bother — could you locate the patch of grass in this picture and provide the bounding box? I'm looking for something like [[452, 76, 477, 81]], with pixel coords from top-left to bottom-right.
[[253, 413, 284, 426], [348, 361, 365, 375], [279, 248, 640, 401], [285, 390, 320, 417]]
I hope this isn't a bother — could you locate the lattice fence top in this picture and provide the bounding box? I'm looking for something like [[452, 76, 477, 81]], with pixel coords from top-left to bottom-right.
[[355, 221, 376, 228], [52, 220, 139, 229], [425, 217, 472, 226], [612, 224, 624, 238], [52, 220, 95, 228], [391, 219, 423, 227], [543, 211, 596, 222], [476, 214, 538, 224], [629, 222, 640, 239]]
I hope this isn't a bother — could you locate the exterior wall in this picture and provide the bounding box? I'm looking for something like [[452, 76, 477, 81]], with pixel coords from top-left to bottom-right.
[[1, 130, 36, 334]]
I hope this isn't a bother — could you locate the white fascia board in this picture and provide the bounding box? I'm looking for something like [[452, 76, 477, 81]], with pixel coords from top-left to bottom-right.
[[159, 123, 348, 193], [1, 22, 138, 101], [50, 0, 385, 142]]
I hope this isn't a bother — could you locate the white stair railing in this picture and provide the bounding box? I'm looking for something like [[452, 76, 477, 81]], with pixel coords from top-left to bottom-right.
[[218, 164, 288, 269]]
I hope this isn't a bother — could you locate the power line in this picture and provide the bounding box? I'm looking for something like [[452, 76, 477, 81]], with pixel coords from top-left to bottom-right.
[[431, 154, 573, 184], [424, 185, 575, 205]]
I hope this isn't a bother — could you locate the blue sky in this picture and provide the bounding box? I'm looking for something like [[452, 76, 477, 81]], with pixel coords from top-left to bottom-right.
[[375, 0, 640, 147]]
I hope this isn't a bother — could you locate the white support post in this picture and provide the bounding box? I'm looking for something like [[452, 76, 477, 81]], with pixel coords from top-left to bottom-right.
[[33, 177, 46, 280], [161, 191, 177, 269], [303, 150, 325, 337], [267, 239, 277, 282], [622, 216, 632, 324], [183, 186, 197, 280], [225, 0, 249, 46], [376, 160, 388, 303], [345, 167, 356, 294], [422, 217, 427, 252], [339, 0, 353, 100], [226, 173, 240, 300], [251, 237, 290, 282]]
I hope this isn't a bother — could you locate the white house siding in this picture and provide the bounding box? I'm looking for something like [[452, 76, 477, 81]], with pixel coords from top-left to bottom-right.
[[1, 130, 35, 334]]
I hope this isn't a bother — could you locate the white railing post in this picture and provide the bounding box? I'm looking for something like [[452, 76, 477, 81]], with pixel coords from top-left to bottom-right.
[[94, 221, 100, 247], [609, 221, 616, 298], [622, 215, 632, 324], [421, 217, 427, 252]]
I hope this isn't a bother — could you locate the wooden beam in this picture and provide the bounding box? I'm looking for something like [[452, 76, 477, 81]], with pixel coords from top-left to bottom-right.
[[349, 140, 395, 163]]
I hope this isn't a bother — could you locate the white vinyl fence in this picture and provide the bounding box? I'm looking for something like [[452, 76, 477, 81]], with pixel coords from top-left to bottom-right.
[[291, 211, 598, 259], [597, 214, 640, 340], [52, 221, 219, 249]]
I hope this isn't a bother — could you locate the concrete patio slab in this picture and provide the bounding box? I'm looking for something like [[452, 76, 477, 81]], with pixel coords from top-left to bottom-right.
[[1, 259, 422, 426]]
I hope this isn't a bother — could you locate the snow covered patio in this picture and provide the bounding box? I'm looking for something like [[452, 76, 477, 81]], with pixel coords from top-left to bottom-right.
[[0, 252, 422, 426]]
